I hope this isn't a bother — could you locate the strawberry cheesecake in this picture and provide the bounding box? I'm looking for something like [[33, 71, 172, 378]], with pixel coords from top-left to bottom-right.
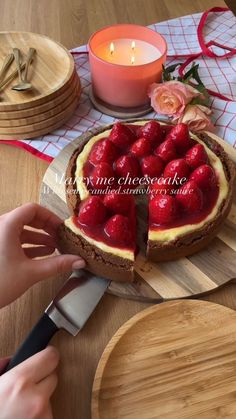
[[58, 120, 234, 282]]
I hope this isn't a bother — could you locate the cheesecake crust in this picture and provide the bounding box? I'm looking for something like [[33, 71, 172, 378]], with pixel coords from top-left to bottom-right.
[[58, 223, 134, 282]]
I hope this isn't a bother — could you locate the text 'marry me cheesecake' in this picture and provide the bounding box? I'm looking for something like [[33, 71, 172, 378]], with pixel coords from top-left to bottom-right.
[[58, 120, 235, 282]]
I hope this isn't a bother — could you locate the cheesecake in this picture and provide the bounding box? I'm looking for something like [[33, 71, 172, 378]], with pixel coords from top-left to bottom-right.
[[58, 120, 235, 282]]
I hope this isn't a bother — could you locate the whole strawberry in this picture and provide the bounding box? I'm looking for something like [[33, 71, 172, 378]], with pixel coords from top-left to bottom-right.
[[89, 139, 118, 165], [164, 158, 190, 183], [104, 193, 134, 215], [130, 137, 152, 158], [141, 156, 164, 178], [78, 196, 107, 226], [149, 195, 177, 224], [115, 155, 140, 179], [91, 162, 115, 190], [139, 121, 163, 145], [104, 214, 132, 245], [190, 164, 216, 190], [166, 123, 192, 153], [150, 177, 174, 196], [155, 139, 177, 163], [109, 122, 136, 148], [176, 180, 203, 212], [185, 144, 209, 169]]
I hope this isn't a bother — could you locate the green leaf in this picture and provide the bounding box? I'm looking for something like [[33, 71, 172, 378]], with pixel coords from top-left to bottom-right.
[[182, 62, 205, 88], [183, 62, 198, 81], [162, 63, 182, 82], [191, 64, 203, 85], [191, 84, 210, 107], [164, 62, 182, 74]]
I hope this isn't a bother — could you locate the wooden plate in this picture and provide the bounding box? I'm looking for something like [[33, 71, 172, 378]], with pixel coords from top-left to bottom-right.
[[92, 300, 236, 419], [0, 73, 79, 120], [0, 79, 81, 127], [0, 31, 75, 111], [39, 125, 236, 302], [0, 86, 80, 134], [0, 96, 79, 140]]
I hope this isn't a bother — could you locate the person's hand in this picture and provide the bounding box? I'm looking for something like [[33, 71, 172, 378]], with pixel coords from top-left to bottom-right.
[[0, 203, 85, 308], [0, 346, 59, 419]]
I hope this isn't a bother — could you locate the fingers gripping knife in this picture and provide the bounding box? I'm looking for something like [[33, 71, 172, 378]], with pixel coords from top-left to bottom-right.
[[5, 271, 109, 372]]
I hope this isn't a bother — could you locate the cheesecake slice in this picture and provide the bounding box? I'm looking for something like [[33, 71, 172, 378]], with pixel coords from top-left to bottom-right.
[[147, 128, 234, 261], [58, 120, 234, 282], [58, 193, 136, 282]]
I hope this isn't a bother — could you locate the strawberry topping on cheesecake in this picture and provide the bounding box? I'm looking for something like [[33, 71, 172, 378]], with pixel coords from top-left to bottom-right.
[[58, 120, 234, 281]]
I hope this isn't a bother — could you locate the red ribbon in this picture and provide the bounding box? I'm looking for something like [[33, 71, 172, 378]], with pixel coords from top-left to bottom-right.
[[178, 7, 236, 101]]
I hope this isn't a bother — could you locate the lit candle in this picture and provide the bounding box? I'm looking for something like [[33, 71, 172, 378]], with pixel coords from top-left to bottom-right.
[[110, 42, 114, 56], [89, 24, 167, 109], [97, 38, 162, 66]]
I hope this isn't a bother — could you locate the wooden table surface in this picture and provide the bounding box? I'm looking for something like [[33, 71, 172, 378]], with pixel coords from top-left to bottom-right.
[[0, 1, 234, 418]]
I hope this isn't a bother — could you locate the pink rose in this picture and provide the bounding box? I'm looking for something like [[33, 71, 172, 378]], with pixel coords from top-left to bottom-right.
[[177, 104, 214, 132], [148, 80, 200, 118]]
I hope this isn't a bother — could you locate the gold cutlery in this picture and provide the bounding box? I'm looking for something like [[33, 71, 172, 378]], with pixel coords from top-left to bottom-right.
[[0, 62, 26, 91], [12, 47, 36, 91], [0, 53, 14, 84]]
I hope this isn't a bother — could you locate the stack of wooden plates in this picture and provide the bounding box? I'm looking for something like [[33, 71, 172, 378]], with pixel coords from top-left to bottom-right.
[[0, 32, 81, 140]]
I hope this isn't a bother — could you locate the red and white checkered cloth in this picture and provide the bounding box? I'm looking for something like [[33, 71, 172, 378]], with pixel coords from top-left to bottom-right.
[[3, 8, 236, 162]]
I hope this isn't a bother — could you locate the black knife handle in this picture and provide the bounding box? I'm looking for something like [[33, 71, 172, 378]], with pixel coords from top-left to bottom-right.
[[4, 313, 59, 373]]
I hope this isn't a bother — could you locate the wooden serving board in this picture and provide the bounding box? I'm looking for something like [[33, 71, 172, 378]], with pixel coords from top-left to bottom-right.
[[40, 126, 236, 302], [92, 299, 236, 419]]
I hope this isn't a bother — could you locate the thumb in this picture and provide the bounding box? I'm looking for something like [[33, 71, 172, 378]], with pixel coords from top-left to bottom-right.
[[29, 254, 86, 282]]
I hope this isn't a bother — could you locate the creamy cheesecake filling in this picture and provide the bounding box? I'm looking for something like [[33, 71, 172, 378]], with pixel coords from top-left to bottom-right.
[[75, 128, 113, 201], [65, 217, 134, 260]]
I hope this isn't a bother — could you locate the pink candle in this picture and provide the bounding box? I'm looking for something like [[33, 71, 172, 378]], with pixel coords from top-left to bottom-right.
[[88, 24, 167, 108]]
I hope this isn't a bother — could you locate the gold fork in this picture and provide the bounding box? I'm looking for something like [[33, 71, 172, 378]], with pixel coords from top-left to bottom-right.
[[12, 48, 36, 91], [0, 53, 14, 84]]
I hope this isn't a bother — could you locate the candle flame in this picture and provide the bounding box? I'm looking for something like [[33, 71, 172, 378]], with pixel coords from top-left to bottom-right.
[[131, 55, 135, 65], [110, 42, 114, 55], [131, 40, 136, 51]]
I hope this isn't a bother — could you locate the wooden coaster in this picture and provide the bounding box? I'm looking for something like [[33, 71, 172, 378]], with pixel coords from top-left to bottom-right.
[[39, 122, 236, 302], [92, 300, 236, 419], [89, 88, 153, 119]]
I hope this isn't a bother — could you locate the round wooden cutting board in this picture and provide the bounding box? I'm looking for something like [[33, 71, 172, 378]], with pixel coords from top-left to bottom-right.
[[92, 299, 236, 419], [40, 125, 236, 302]]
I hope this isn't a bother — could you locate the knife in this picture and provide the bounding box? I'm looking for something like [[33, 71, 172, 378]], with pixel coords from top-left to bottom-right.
[[5, 270, 109, 372]]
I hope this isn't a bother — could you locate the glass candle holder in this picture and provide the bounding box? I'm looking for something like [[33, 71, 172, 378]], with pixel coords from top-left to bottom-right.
[[88, 24, 167, 112]]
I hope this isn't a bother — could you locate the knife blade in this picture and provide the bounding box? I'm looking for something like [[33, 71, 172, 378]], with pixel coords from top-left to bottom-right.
[[5, 270, 109, 372]]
